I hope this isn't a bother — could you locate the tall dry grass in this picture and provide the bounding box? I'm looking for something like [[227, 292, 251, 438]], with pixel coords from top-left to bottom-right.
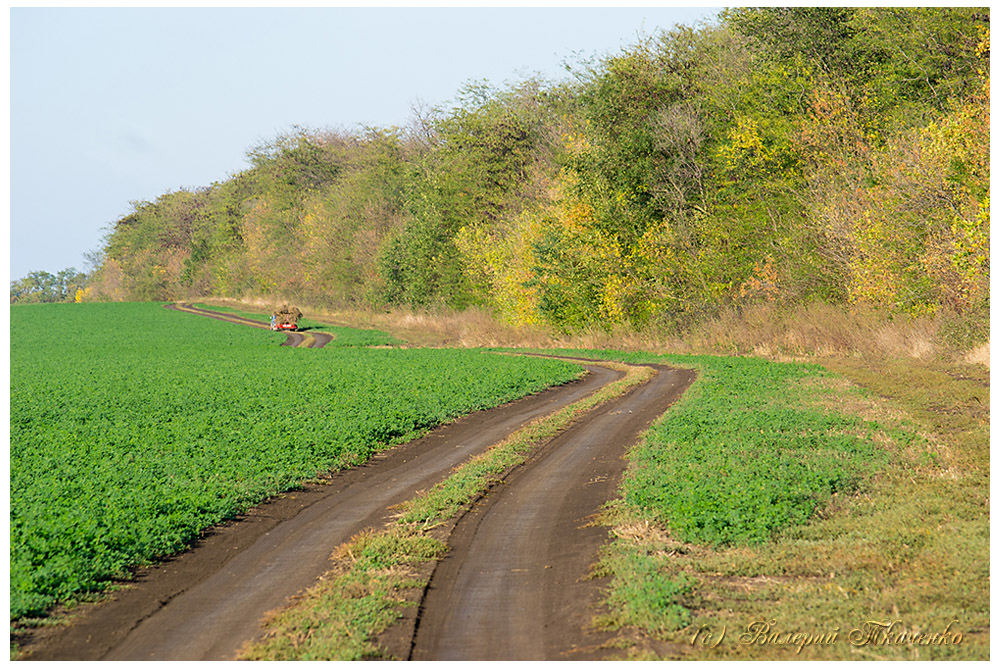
[[571, 302, 986, 365], [676, 302, 958, 361], [200, 296, 988, 367]]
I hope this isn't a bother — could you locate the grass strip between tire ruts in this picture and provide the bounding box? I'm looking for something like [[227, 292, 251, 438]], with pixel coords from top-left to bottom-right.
[[239, 359, 654, 661]]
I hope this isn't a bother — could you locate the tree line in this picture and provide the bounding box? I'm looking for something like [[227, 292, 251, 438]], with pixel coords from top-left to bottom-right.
[[62, 8, 988, 337], [10, 269, 89, 304]]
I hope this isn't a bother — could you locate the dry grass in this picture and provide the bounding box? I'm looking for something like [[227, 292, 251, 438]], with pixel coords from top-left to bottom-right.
[[200, 297, 987, 368], [677, 302, 970, 362], [964, 341, 990, 365]]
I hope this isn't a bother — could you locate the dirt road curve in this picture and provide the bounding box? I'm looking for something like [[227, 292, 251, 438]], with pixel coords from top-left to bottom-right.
[[165, 303, 333, 348], [409, 363, 694, 660], [20, 361, 621, 660]]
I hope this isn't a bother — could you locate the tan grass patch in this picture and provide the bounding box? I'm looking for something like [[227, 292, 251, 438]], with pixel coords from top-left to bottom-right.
[[700, 572, 829, 595], [799, 375, 912, 429], [964, 341, 990, 366], [611, 520, 658, 543]]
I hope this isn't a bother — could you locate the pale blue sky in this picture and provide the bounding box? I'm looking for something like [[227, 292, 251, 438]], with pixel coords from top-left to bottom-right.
[[9, 6, 721, 281]]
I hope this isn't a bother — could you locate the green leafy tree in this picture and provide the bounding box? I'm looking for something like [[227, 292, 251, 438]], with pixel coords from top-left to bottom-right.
[[377, 80, 555, 307], [11, 268, 88, 303]]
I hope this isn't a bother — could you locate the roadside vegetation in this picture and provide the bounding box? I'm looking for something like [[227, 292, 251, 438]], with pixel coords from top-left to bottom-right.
[[575, 350, 989, 660], [9, 303, 579, 620]]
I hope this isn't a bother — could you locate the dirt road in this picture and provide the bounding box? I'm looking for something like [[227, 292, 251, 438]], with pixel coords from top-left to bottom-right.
[[409, 363, 694, 660], [19, 307, 693, 661], [165, 303, 333, 347]]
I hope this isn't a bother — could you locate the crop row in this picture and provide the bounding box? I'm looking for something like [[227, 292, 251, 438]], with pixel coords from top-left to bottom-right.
[[10, 303, 580, 618]]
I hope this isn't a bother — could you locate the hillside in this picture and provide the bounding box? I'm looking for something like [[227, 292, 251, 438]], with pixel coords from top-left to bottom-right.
[[81, 8, 989, 349]]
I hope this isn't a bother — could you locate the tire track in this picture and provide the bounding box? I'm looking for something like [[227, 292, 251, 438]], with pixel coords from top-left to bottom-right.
[[409, 361, 695, 660]]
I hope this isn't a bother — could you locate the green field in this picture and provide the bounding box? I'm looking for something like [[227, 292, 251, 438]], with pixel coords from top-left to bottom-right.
[[9, 303, 580, 619]]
